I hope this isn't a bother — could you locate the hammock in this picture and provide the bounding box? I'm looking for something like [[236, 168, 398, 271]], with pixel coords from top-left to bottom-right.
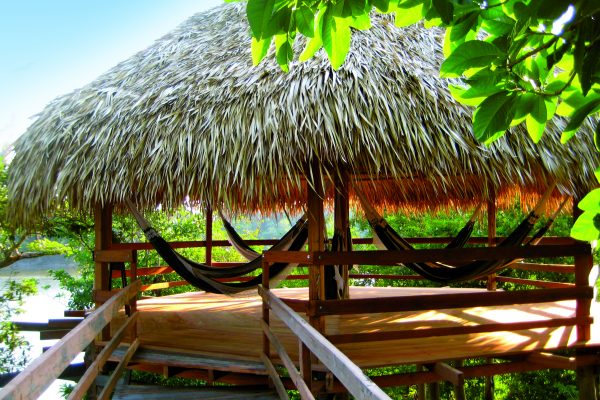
[[355, 185, 556, 283], [357, 186, 483, 253], [219, 210, 306, 261], [324, 227, 353, 300], [126, 199, 308, 294]]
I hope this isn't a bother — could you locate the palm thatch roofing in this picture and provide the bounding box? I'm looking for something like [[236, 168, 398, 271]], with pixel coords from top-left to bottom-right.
[[8, 3, 598, 227]]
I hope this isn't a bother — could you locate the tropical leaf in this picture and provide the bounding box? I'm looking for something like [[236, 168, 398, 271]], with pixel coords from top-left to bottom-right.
[[440, 41, 505, 77]]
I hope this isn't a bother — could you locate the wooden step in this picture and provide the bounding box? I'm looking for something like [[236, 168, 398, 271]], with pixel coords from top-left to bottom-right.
[[110, 345, 269, 375], [112, 384, 279, 399]]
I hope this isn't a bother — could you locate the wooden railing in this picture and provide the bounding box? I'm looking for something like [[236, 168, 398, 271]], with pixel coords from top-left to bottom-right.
[[105, 236, 582, 295], [264, 243, 594, 341], [259, 285, 391, 400], [0, 280, 140, 400], [258, 241, 594, 397]]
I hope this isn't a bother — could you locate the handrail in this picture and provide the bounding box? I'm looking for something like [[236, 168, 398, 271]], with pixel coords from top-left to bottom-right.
[[259, 285, 390, 400], [0, 280, 140, 400]]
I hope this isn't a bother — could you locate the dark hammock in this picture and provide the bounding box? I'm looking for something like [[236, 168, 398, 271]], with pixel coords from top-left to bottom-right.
[[356, 185, 556, 283], [126, 200, 308, 294], [219, 210, 305, 261]]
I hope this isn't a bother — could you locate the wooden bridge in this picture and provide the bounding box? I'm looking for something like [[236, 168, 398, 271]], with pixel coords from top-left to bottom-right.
[[1, 234, 599, 399]]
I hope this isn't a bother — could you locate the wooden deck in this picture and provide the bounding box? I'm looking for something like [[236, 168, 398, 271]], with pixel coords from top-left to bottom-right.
[[126, 286, 600, 369]]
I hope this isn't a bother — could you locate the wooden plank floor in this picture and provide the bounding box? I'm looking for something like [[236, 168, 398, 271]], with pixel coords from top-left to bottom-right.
[[128, 287, 600, 369]]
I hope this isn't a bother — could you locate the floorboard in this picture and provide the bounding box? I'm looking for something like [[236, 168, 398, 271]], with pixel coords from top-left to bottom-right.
[[115, 286, 600, 368]]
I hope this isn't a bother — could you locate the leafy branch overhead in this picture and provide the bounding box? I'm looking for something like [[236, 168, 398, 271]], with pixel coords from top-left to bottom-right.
[[238, 0, 600, 241]]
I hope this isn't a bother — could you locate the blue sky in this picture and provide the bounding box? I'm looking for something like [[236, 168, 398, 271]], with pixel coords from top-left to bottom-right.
[[0, 0, 223, 149]]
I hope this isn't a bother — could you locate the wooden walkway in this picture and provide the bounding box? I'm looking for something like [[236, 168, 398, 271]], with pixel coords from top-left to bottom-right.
[[120, 286, 600, 369], [112, 384, 278, 399]]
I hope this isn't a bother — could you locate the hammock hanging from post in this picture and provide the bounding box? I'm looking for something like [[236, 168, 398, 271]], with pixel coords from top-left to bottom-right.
[[219, 209, 307, 261], [354, 184, 556, 283], [126, 199, 308, 295]]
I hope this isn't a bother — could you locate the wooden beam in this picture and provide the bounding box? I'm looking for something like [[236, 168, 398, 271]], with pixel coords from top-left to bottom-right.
[[326, 316, 590, 344], [260, 353, 290, 400], [98, 338, 140, 400], [260, 286, 390, 400], [432, 362, 464, 387], [205, 204, 213, 265], [264, 242, 591, 266], [94, 250, 135, 263], [306, 163, 326, 390], [333, 170, 350, 300], [575, 252, 594, 342], [487, 194, 497, 291], [94, 205, 113, 299], [261, 320, 314, 400], [312, 287, 593, 316]]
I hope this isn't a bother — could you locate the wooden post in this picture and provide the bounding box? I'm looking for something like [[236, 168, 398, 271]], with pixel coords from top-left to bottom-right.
[[206, 204, 213, 265], [575, 251, 593, 342], [94, 204, 113, 342], [304, 162, 326, 390], [486, 193, 497, 291], [485, 192, 496, 400], [333, 170, 350, 300], [417, 364, 426, 399], [262, 261, 271, 359], [577, 362, 598, 400]]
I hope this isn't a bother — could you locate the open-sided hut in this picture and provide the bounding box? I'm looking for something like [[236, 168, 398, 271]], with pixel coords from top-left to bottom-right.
[[5, 3, 600, 399]]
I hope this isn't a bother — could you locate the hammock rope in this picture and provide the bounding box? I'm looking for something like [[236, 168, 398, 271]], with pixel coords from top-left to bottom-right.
[[126, 199, 307, 294], [354, 184, 556, 283]]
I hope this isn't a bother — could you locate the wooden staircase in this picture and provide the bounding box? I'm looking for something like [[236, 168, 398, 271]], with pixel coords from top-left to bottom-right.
[[112, 384, 279, 399], [107, 345, 280, 399]]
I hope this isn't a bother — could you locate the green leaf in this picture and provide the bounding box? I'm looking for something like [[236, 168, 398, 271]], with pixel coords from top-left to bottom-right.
[[275, 34, 293, 72], [394, 4, 424, 27], [571, 189, 600, 241], [526, 115, 546, 143], [449, 11, 479, 41], [251, 36, 272, 65], [350, 13, 371, 30], [372, 0, 390, 12], [440, 41, 505, 77], [595, 166, 600, 184], [322, 9, 351, 70], [561, 95, 600, 143], [473, 91, 518, 143], [247, 0, 275, 39], [432, 0, 453, 24], [581, 40, 600, 96], [295, 6, 315, 37]]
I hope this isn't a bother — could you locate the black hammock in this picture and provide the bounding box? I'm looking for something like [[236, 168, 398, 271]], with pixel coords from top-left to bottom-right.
[[126, 199, 308, 295], [355, 185, 556, 283], [355, 186, 483, 253], [219, 209, 308, 261]]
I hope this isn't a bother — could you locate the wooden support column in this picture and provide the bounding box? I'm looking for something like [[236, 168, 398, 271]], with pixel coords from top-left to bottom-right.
[[93, 203, 113, 388], [205, 204, 213, 265], [575, 251, 594, 342], [486, 193, 497, 292], [94, 204, 113, 303], [485, 192, 496, 400], [333, 170, 350, 300], [577, 352, 598, 400], [304, 163, 326, 390]]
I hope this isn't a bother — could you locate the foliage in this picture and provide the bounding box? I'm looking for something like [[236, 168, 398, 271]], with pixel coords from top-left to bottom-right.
[[237, 0, 600, 241], [0, 156, 32, 268], [0, 278, 37, 373]]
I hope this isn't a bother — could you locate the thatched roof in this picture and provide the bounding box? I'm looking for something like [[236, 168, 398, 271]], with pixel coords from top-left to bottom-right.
[[8, 3, 598, 226]]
